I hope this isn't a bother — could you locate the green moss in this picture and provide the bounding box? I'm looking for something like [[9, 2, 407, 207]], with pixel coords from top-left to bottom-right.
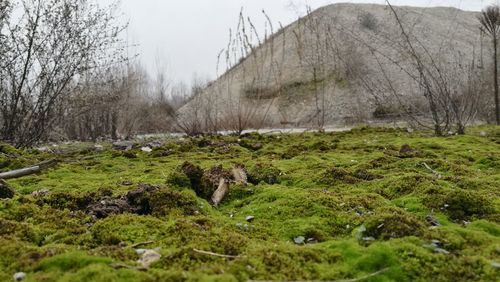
[[363, 207, 426, 240], [149, 188, 203, 216], [0, 126, 498, 280], [247, 163, 281, 185], [424, 189, 495, 221]]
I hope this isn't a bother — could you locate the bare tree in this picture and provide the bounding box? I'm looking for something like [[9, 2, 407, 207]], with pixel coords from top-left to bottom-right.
[[479, 5, 500, 125], [0, 0, 125, 147]]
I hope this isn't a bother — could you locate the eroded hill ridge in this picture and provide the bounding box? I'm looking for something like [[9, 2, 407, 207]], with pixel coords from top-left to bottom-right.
[[179, 3, 483, 131]]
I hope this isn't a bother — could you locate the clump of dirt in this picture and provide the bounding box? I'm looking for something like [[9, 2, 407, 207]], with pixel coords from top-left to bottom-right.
[[179, 161, 204, 190], [87, 197, 132, 219], [238, 140, 263, 151], [281, 145, 307, 159], [309, 140, 338, 151], [248, 163, 281, 185], [166, 170, 192, 188], [149, 189, 201, 216], [424, 189, 495, 221], [322, 167, 359, 184], [38, 184, 202, 219], [111, 150, 138, 159], [320, 167, 383, 185], [363, 207, 426, 240], [399, 144, 417, 158], [0, 179, 15, 199], [151, 142, 179, 157], [367, 156, 398, 169], [199, 165, 232, 200], [352, 169, 384, 181]]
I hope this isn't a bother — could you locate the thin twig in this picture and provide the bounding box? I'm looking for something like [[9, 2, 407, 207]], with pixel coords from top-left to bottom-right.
[[192, 248, 241, 259], [129, 241, 155, 249], [422, 162, 442, 179], [110, 263, 147, 271]]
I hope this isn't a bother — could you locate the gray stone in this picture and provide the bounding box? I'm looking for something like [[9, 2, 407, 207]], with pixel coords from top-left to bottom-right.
[[138, 249, 161, 268], [112, 141, 135, 151], [294, 236, 305, 244], [13, 272, 26, 281], [31, 189, 49, 197]]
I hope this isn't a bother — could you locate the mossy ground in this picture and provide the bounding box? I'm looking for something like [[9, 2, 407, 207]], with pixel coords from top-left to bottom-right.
[[0, 126, 499, 281]]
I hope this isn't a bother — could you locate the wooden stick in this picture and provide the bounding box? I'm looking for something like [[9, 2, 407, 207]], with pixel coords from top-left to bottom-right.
[[0, 159, 57, 180], [0, 166, 41, 180], [129, 241, 155, 249], [422, 162, 442, 179], [192, 248, 240, 259], [211, 178, 229, 207]]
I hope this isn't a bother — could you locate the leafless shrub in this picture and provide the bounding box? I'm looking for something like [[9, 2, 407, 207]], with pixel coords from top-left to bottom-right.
[[0, 0, 126, 147]]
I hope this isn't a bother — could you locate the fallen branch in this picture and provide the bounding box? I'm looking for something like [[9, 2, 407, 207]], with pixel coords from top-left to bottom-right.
[[129, 241, 155, 249], [0, 159, 57, 180], [192, 248, 241, 259], [211, 178, 229, 207], [110, 263, 147, 271], [422, 162, 442, 179], [248, 267, 389, 282]]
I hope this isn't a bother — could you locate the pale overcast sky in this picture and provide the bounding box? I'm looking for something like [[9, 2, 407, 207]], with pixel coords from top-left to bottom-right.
[[114, 0, 497, 83]]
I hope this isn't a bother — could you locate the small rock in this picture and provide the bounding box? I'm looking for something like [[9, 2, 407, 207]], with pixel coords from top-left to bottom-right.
[[0, 180, 15, 199], [246, 216, 255, 222], [426, 215, 441, 226], [434, 248, 450, 255], [31, 189, 49, 197], [480, 131, 488, 137], [294, 236, 305, 244], [135, 248, 147, 255], [36, 146, 52, 153], [120, 181, 133, 186], [94, 145, 104, 152], [141, 147, 152, 153], [362, 237, 376, 241], [138, 249, 161, 268], [112, 141, 135, 151], [232, 165, 248, 185], [13, 272, 26, 281], [307, 237, 318, 244], [431, 239, 441, 245], [399, 144, 416, 158], [491, 261, 500, 269]]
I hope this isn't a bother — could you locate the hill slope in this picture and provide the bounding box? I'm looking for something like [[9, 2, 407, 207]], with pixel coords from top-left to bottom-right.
[[178, 3, 484, 132]]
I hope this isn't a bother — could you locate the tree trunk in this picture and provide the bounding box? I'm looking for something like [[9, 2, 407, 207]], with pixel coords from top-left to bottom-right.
[[495, 35, 500, 125]]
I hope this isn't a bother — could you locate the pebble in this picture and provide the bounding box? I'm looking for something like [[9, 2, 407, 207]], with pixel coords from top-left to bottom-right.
[[31, 189, 49, 197], [294, 236, 305, 244], [245, 216, 255, 222], [138, 249, 161, 268], [13, 272, 26, 281], [434, 248, 450, 255], [135, 248, 147, 255], [141, 147, 152, 153]]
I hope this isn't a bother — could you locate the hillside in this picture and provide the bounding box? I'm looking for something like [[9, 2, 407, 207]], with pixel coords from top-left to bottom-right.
[[178, 3, 484, 132]]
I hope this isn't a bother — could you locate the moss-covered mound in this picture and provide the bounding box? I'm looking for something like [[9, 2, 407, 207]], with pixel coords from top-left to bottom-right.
[[0, 125, 499, 281]]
